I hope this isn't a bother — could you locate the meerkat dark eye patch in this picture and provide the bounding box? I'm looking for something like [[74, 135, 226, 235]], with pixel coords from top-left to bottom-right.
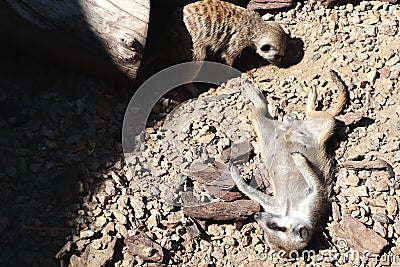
[[267, 222, 287, 232], [299, 227, 309, 239], [261, 44, 271, 52]]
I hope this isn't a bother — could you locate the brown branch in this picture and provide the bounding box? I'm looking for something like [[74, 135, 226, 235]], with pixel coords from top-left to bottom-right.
[[341, 159, 395, 179], [182, 192, 260, 221]]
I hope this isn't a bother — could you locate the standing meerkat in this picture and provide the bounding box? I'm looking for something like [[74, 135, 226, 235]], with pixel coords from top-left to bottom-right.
[[169, 0, 287, 66], [230, 70, 347, 252]]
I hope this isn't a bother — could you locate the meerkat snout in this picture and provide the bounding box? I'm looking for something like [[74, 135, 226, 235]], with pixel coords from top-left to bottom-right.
[[254, 212, 312, 252], [252, 23, 287, 65]]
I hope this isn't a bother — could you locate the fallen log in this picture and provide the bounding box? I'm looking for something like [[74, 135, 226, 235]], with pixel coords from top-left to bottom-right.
[[0, 0, 150, 85]]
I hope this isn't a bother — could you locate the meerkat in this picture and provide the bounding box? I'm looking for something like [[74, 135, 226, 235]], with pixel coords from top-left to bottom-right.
[[137, 0, 287, 98], [169, 0, 287, 66], [230, 70, 347, 252]]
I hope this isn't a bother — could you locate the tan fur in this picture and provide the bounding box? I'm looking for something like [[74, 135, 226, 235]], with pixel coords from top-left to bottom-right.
[[230, 70, 347, 252], [172, 0, 287, 66]]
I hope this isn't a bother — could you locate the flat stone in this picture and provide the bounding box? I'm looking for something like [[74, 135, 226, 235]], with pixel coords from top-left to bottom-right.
[[393, 221, 400, 234], [375, 180, 389, 192], [146, 212, 161, 228], [373, 221, 387, 238], [330, 215, 388, 254], [312, 53, 321, 61], [395, 151, 400, 163], [372, 213, 390, 224], [380, 67, 391, 78], [71, 237, 116, 267], [115, 223, 128, 238], [220, 141, 254, 162], [380, 47, 395, 59], [345, 171, 359, 186], [80, 229, 95, 239], [387, 196, 398, 218], [125, 233, 163, 262], [332, 202, 341, 222], [387, 55, 400, 67], [342, 185, 369, 197], [94, 216, 107, 228], [130, 195, 145, 219], [112, 209, 127, 225], [370, 198, 387, 208], [391, 246, 400, 256]]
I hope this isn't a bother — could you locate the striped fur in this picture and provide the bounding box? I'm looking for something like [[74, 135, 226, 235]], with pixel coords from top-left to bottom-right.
[[172, 0, 287, 66]]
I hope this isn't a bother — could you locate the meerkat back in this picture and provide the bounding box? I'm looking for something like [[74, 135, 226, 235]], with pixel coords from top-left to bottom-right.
[[169, 0, 287, 66]]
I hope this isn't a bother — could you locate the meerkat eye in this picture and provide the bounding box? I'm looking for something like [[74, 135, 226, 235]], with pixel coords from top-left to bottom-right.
[[298, 227, 309, 239], [267, 222, 287, 232], [260, 44, 271, 52]]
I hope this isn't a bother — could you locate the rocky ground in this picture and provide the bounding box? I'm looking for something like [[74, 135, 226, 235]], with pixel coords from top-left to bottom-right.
[[0, 0, 399, 266]]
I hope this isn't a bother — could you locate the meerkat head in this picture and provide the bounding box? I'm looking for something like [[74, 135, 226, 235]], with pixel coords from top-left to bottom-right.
[[251, 22, 287, 65], [254, 212, 312, 253]]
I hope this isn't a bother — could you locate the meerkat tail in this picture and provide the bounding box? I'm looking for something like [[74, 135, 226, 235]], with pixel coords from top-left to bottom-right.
[[229, 163, 277, 214], [327, 69, 347, 117]]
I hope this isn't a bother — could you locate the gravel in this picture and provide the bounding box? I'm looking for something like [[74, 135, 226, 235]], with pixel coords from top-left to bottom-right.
[[0, 0, 399, 266]]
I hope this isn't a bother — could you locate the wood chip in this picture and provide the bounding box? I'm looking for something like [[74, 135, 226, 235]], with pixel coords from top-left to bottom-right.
[[182, 192, 260, 221], [183, 161, 243, 201], [220, 141, 254, 162], [70, 237, 116, 267], [336, 110, 366, 126], [342, 159, 395, 179], [125, 232, 164, 262]]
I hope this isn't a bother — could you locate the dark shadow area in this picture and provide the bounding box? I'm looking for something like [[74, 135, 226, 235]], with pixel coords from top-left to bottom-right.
[[0, 1, 142, 266], [233, 36, 305, 71], [0, 46, 128, 266], [136, 0, 193, 88], [350, 117, 375, 129], [279, 37, 305, 68]]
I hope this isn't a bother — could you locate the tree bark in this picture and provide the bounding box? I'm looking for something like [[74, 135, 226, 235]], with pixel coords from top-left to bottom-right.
[[182, 192, 260, 221], [0, 0, 150, 85]]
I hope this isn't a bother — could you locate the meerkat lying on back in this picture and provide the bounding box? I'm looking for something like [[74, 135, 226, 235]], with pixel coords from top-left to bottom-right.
[[230, 70, 347, 252], [170, 0, 287, 66]]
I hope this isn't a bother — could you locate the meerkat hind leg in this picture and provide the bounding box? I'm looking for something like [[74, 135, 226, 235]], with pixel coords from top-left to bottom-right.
[[242, 79, 273, 119], [302, 86, 336, 146]]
